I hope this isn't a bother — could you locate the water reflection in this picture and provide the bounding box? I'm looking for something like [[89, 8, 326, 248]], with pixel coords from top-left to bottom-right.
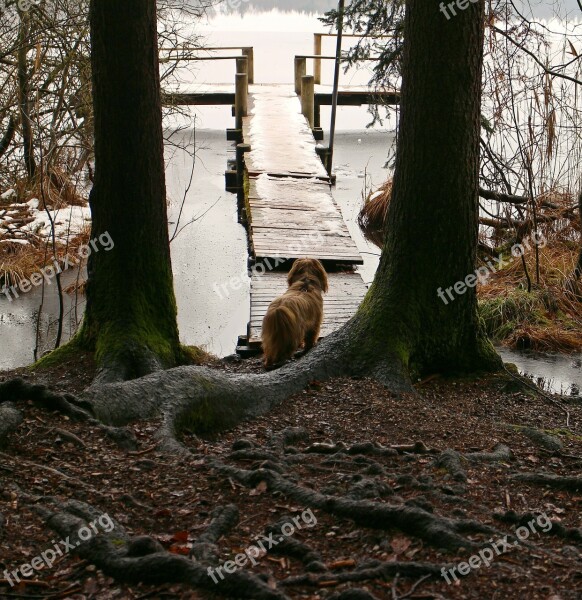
[[497, 348, 582, 397]]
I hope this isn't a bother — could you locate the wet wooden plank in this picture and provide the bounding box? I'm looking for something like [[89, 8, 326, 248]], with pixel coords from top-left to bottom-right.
[[247, 175, 361, 264], [242, 85, 328, 178], [248, 271, 367, 346]]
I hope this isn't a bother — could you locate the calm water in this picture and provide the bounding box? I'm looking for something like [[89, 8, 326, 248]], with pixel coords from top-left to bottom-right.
[[0, 12, 580, 397]]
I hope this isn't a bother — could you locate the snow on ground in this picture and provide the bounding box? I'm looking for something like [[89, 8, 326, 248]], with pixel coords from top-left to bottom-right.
[[0, 197, 91, 245]]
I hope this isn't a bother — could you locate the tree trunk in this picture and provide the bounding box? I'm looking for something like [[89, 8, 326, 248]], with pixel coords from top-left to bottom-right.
[[344, 0, 500, 378], [17, 14, 36, 180], [0, 115, 16, 159], [77, 0, 183, 383]]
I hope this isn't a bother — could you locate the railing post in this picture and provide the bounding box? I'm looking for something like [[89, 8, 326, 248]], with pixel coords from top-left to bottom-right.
[[314, 34, 322, 84], [294, 56, 306, 95], [301, 75, 315, 130], [235, 72, 248, 130], [242, 47, 254, 84], [236, 56, 248, 78]]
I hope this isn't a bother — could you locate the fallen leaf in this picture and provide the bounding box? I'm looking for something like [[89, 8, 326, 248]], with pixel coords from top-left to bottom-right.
[[172, 530, 189, 543], [390, 536, 411, 554]]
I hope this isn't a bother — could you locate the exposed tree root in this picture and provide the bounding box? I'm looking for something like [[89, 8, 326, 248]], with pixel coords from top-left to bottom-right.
[[0, 403, 23, 447], [59, 322, 412, 442], [494, 510, 582, 543], [0, 378, 94, 418], [279, 558, 442, 587], [0, 378, 137, 450], [510, 472, 582, 492], [81, 330, 364, 428], [206, 459, 484, 551], [465, 444, 514, 463], [516, 427, 564, 452], [262, 517, 324, 567], [38, 499, 289, 600], [189, 504, 240, 562], [433, 449, 467, 483]]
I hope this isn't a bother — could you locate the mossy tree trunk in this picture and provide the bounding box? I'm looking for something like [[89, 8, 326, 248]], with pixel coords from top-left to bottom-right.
[[343, 0, 500, 379], [77, 0, 183, 383]]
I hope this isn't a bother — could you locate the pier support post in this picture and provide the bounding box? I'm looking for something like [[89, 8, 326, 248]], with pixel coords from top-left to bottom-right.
[[236, 143, 251, 219], [235, 72, 248, 130], [301, 75, 315, 130], [242, 47, 254, 84], [314, 100, 321, 128], [314, 34, 322, 84], [294, 56, 306, 95], [236, 143, 251, 186]]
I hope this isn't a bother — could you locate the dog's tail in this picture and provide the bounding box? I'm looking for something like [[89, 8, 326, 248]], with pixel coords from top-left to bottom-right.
[[262, 305, 301, 367]]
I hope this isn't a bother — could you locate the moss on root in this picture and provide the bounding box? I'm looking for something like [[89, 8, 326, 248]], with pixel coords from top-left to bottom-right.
[[180, 345, 216, 365], [33, 336, 91, 370], [174, 387, 249, 435], [34, 333, 208, 378]]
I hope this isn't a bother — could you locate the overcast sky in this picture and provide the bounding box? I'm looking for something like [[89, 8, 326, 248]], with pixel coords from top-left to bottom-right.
[[517, 0, 580, 18], [253, 0, 581, 19]]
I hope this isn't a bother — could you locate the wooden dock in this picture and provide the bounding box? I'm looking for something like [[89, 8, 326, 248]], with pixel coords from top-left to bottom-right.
[[160, 45, 386, 353], [239, 85, 367, 350]]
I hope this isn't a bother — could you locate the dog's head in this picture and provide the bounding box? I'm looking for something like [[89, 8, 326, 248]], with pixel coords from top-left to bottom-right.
[[287, 258, 328, 293]]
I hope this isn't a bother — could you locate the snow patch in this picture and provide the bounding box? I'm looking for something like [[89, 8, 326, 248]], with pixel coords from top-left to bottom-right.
[[1, 189, 17, 201]]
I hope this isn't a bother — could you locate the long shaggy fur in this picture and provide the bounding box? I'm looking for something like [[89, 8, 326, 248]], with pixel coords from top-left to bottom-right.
[[261, 258, 328, 368]]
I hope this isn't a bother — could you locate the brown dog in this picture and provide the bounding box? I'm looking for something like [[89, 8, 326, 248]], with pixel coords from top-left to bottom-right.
[[261, 258, 328, 368]]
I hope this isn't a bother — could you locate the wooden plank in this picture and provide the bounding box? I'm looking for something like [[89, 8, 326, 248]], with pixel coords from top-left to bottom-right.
[[248, 271, 367, 345], [251, 242, 359, 253], [247, 173, 361, 264], [253, 252, 363, 263], [242, 86, 328, 178], [252, 230, 352, 240]]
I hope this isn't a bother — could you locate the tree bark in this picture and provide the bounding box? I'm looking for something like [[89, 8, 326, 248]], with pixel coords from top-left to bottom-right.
[[76, 0, 183, 382], [342, 0, 500, 378]]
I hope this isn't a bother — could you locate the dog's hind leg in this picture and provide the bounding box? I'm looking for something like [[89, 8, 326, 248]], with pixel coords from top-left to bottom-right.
[[303, 329, 318, 351]]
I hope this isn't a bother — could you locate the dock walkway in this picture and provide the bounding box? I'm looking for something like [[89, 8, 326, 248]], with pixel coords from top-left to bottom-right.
[[240, 85, 367, 348]]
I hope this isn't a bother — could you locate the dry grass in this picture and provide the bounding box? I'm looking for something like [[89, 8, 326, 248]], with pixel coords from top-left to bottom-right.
[[11, 168, 87, 209], [357, 179, 392, 248], [1, 173, 89, 289], [0, 226, 91, 290], [479, 238, 581, 352]]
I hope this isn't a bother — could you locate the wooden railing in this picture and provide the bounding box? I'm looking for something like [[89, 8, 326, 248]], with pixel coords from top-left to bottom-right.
[[159, 46, 255, 83]]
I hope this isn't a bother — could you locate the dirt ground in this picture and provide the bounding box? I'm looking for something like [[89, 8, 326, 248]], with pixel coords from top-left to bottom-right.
[[0, 354, 581, 600]]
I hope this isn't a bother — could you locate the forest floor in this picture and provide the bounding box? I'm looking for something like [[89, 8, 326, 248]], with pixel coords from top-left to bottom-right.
[[0, 354, 581, 600]]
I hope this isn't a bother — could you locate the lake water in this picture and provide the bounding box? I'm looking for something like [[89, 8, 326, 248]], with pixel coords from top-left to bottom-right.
[[0, 11, 580, 397]]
